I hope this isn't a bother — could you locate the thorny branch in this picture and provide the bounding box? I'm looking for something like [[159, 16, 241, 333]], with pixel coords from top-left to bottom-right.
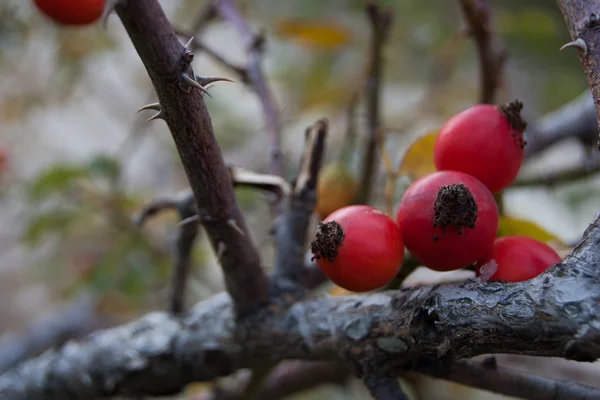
[[214, 0, 283, 178], [458, 0, 506, 104], [357, 2, 393, 205], [557, 1, 600, 149], [115, 0, 268, 316]]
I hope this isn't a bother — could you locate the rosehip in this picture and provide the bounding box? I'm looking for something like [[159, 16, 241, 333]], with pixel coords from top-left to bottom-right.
[[476, 235, 562, 282], [310, 205, 404, 292], [315, 162, 358, 220], [434, 100, 527, 194], [396, 171, 498, 271], [33, 0, 105, 26]]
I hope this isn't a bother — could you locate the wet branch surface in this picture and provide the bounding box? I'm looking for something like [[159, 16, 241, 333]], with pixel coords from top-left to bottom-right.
[[4, 216, 600, 398]]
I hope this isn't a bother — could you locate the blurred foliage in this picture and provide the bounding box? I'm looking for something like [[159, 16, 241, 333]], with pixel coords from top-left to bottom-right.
[[23, 154, 172, 309]]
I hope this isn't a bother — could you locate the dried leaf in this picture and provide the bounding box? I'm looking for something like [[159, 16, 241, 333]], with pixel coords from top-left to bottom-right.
[[398, 131, 438, 181], [274, 18, 352, 50], [497, 216, 565, 245]]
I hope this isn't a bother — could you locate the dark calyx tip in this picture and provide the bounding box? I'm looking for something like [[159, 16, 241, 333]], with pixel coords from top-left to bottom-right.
[[310, 220, 345, 263], [433, 183, 478, 235], [498, 99, 528, 148]]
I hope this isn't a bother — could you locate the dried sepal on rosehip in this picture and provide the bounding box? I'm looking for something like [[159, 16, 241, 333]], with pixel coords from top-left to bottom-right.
[[396, 171, 498, 271], [310, 205, 404, 292]]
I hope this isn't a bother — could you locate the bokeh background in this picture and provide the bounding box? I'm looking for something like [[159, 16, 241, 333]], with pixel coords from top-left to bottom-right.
[[0, 0, 598, 399]]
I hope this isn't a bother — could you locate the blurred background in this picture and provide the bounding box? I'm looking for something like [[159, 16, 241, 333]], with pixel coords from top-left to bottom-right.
[[0, 0, 598, 399]]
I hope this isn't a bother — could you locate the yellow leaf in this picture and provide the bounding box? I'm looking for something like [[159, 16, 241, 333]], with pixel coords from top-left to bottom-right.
[[398, 131, 438, 181], [497, 216, 565, 245], [274, 19, 352, 50]]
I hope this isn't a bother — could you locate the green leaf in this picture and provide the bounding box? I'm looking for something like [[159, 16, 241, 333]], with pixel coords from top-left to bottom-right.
[[24, 211, 74, 244], [497, 216, 565, 245], [28, 164, 86, 202]]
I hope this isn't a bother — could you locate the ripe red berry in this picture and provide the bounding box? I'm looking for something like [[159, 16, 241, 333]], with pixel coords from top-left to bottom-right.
[[434, 100, 528, 194], [33, 0, 105, 26], [396, 171, 498, 271], [475, 236, 562, 282], [310, 205, 404, 292]]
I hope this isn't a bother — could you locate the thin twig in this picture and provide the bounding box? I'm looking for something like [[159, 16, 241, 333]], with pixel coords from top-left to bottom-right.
[[214, 0, 282, 178], [513, 155, 600, 188], [363, 374, 409, 400], [116, 0, 268, 317], [274, 119, 328, 283], [413, 356, 600, 400], [525, 90, 598, 158], [357, 2, 393, 205], [458, 0, 506, 104]]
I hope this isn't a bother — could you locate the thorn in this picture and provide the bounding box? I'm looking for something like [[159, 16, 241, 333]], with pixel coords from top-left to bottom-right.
[[560, 38, 588, 56], [137, 103, 161, 112], [227, 218, 246, 236], [196, 76, 235, 91], [137, 103, 163, 122], [216, 242, 226, 263], [178, 214, 200, 227], [184, 36, 195, 50], [180, 72, 211, 97]]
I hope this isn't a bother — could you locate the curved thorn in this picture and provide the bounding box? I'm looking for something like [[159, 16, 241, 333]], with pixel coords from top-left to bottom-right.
[[178, 214, 200, 227], [196, 76, 235, 90], [181, 73, 211, 97], [137, 102, 161, 113], [146, 111, 163, 122], [560, 38, 588, 56]]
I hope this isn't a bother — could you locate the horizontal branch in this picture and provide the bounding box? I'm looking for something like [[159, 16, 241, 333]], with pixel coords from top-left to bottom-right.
[[413, 356, 600, 400], [115, 0, 268, 316], [513, 155, 600, 187], [3, 214, 600, 398]]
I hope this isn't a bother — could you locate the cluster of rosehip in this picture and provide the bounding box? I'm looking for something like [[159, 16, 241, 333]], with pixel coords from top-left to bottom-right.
[[311, 101, 562, 292]]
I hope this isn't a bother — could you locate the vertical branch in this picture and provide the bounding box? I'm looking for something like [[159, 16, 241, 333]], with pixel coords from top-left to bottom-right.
[[357, 3, 393, 205], [557, 1, 600, 149], [214, 0, 283, 178], [458, 0, 506, 104], [363, 374, 409, 400], [274, 119, 328, 282], [116, 0, 268, 317], [134, 191, 198, 314]]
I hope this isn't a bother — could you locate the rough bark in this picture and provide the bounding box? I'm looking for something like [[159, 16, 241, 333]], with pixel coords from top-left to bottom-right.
[[115, 0, 269, 316]]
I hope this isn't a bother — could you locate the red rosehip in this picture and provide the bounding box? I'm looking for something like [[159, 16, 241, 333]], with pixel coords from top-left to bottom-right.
[[33, 0, 105, 26], [476, 235, 562, 282], [310, 205, 404, 292], [396, 171, 498, 271], [434, 100, 528, 194]]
